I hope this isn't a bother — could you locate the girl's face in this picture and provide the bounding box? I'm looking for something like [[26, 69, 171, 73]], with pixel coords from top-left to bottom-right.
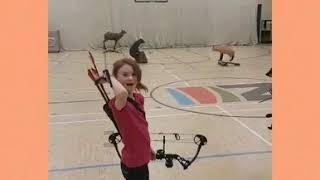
[[116, 64, 137, 94]]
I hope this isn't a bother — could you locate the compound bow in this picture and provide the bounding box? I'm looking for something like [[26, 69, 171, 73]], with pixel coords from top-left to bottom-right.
[[87, 51, 207, 169]]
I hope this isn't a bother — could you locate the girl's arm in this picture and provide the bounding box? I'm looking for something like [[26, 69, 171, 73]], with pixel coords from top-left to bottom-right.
[[91, 71, 128, 110], [109, 76, 128, 110]]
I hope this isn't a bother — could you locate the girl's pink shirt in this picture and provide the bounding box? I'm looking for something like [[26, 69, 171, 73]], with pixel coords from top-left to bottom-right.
[[109, 93, 151, 167]]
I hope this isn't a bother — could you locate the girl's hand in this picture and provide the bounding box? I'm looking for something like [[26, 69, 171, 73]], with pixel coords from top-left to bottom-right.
[[89, 68, 108, 84], [150, 149, 156, 160], [90, 69, 100, 80]]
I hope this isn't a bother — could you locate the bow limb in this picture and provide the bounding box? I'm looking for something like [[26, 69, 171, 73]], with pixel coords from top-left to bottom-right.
[[88, 51, 100, 75], [185, 134, 207, 168], [87, 52, 110, 102], [108, 132, 122, 159], [155, 134, 207, 169], [165, 143, 204, 170], [87, 51, 122, 159], [88, 69, 110, 103], [180, 144, 202, 169]]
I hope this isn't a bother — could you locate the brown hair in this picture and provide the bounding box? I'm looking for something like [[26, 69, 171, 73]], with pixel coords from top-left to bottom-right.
[[112, 58, 148, 92]]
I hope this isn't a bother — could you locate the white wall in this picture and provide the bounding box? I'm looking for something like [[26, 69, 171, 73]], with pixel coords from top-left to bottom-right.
[[49, 0, 260, 50], [261, 0, 272, 20]]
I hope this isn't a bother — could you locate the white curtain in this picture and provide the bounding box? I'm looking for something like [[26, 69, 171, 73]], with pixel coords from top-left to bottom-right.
[[49, 0, 258, 50]]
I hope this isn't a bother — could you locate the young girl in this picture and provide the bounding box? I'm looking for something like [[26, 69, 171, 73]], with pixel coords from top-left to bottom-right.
[[92, 58, 155, 180]]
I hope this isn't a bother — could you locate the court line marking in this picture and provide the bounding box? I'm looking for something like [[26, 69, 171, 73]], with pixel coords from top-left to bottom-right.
[[49, 113, 194, 125], [49, 107, 271, 125], [48, 150, 271, 173], [50, 107, 271, 117], [49, 119, 107, 125], [216, 105, 272, 146]]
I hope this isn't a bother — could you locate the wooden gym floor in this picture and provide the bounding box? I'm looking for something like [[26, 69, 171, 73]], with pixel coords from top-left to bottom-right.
[[49, 45, 272, 180]]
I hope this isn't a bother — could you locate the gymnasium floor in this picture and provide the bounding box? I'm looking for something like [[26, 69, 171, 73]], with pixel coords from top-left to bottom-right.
[[48, 45, 272, 180]]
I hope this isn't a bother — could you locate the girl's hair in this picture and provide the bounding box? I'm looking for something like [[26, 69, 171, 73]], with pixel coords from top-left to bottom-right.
[[112, 58, 148, 92]]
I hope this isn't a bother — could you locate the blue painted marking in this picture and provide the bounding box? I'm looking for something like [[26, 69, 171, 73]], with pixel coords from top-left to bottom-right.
[[167, 88, 194, 105]]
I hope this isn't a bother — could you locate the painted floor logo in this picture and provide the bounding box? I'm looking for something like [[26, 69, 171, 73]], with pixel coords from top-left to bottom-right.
[[150, 77, 271, 117], [167, 83, 271, 106]]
